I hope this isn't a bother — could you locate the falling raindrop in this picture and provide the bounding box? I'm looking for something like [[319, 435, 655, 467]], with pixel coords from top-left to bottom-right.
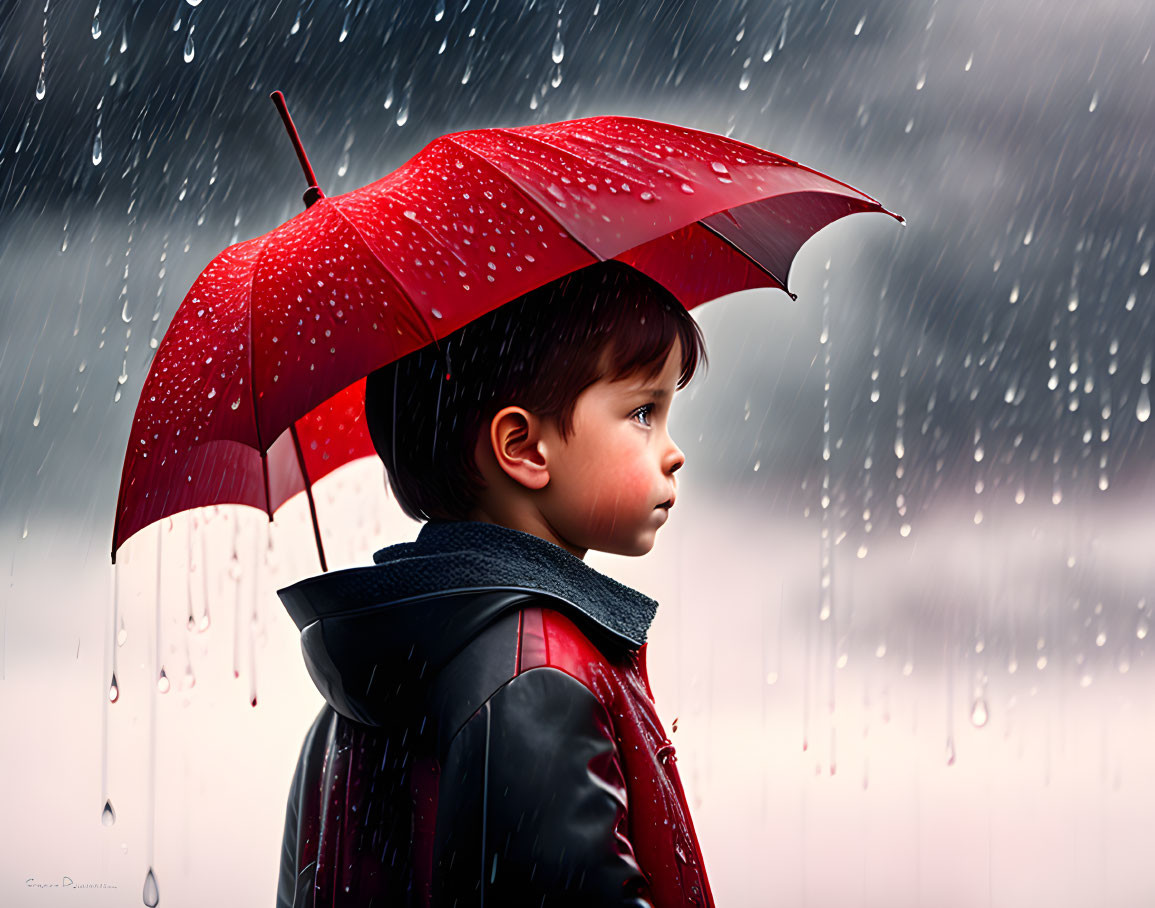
[[970, 697, 989, 728], [435, 0, 445, 21], [91, 3, 101, 39], [36, 74, 46, 101], [102, 799, 116, 826], [92, 129, 103, 166], [157, 667, 170, 693], [142, 867, 159, 907], [183, 26, 195, 63], [552, 20, 564, 63], [108, 672, 119, 702], [396, 83, 411, 126], [854, 16, 865, 35], [1137, 388, 1151, 423]]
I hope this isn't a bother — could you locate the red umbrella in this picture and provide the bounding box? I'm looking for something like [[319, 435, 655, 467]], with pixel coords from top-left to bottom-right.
[[112, 92, 902, 570]]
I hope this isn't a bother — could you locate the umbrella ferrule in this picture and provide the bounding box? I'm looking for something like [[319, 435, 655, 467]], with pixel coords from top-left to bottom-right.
[[303, 186, 326, 207]]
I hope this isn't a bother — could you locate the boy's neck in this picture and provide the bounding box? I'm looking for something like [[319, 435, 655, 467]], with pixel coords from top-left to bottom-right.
[[465, 505, 588, 561]]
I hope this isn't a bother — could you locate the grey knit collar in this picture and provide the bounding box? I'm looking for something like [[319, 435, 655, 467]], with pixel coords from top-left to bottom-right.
[[370, 519, 658, 647]]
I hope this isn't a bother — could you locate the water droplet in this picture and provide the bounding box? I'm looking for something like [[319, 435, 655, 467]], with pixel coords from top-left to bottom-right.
[[1137, 619, 1149, 640], [186, 0, 203, 6], [157, 667, 170, 693], [1137, 388, 1150, 423], [854, 16, 865, 35], [945, 737, 956, 765], [142, 867, 159, 907], [35, 74, 46, 100], [101, 799, 117, 826], [183, 30, 195, 63], [290, 11, 300, 34], [1088, 91, 1098, 113], [970, 698, 989, 728], [92, 129, 103, 166], [108, 672, 119, 703], [91, 11, 101, 39], [551, 25, 564, 64], [435, 0, 445, 21], [396, 85, 410, 126]]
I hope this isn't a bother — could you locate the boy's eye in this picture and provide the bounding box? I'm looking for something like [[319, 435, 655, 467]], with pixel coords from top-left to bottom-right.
[[631, 403, 654, 426]]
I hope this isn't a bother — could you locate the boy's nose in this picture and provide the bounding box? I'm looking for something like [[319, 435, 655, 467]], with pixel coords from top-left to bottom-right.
[[665, 439, 685, 475]]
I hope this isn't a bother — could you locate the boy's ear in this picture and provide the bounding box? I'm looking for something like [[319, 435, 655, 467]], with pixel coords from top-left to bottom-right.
[[484, 406, 551, 491]]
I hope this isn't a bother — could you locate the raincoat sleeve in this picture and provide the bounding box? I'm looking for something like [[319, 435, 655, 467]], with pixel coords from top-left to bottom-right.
[[276, 746, 303, 908], [432, 665, 656, 907]]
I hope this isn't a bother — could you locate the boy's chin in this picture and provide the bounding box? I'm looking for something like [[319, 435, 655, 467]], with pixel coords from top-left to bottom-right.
[[597, 527, 661, 558]]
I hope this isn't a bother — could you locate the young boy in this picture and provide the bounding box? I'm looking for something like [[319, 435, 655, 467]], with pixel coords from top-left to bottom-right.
[[276, 260, 714, 907]]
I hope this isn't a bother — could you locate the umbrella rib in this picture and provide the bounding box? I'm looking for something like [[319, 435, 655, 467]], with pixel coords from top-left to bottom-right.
[[246, 233, 277, 518], [374, 190, 474, 275], [696, 217, 797, 301], [322, 200, 441, 351], [489, 127, 645, 188], [443, 135, 603, 264]]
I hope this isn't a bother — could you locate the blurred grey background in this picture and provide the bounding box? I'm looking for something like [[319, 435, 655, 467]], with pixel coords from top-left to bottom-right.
[[1, 0, 1153, 905]]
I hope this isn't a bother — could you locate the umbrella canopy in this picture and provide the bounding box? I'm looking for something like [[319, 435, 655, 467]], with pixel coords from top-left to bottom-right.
[[112, 96, 902, 568]]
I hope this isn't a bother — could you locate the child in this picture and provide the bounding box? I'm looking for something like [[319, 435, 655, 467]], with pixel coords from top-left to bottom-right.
[[276, 260, 714, 907]]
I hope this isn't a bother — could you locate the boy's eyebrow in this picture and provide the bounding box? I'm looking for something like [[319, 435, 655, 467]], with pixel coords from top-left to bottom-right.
[[628, 387, 672, 399]]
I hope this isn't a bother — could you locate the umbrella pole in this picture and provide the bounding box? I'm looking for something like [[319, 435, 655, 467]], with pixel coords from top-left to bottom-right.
[[289, 424, 328, 573], [269, 90, 326, 208]]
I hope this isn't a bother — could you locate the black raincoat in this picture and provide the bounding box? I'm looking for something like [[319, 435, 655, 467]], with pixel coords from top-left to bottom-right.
[[275, 519, 714, 907]]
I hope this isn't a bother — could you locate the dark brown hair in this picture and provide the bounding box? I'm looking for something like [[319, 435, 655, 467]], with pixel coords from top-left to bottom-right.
[[364, 260, 708, 522]]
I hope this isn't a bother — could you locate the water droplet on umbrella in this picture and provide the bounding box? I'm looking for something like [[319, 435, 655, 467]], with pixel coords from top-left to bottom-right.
[[102, 799, 117, 826], [142, 867, 159, 907]]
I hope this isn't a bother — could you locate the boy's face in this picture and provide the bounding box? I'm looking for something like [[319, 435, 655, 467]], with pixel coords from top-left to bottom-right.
[[536, 336, 685, 558]]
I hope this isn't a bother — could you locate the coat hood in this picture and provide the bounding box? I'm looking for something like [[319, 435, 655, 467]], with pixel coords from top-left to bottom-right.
[[276, 519, 659, 726]]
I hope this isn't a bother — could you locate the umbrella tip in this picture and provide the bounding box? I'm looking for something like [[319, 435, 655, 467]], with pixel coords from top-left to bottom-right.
[[269, 89, 324, 208]]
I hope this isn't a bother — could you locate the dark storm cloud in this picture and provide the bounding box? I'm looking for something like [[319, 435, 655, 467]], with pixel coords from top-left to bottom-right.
[[1, 0, 1151, 546]]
